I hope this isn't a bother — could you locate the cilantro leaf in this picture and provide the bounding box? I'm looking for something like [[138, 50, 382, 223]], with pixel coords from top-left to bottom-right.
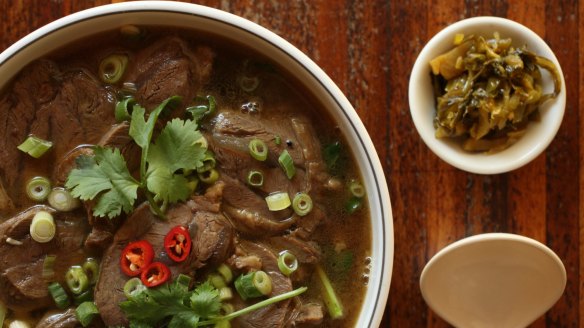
[[146, 166, 191, 204], [189, 281, 221, 318], [65, 147, 139, 218], [147, 118, 206, 173]]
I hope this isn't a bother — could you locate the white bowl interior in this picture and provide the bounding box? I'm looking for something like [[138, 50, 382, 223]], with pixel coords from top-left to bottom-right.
[[0, 2, 394, 327], [409, 17, 566, 174]]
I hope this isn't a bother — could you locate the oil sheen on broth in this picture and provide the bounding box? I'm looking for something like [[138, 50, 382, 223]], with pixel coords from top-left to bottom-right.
[[0, 26, 371, 327]]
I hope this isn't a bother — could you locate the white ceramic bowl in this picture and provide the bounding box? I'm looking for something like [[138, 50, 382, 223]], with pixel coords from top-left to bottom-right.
[[420, 233, 566, 328], [409, 17, 566, 175], [0, 2, 393, 327]]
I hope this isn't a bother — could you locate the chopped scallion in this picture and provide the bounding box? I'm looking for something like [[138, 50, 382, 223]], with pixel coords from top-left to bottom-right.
[[48, 282, 71, 309], [249, 139, 268, 161], [0, 301, 5, 328], [246, 170, 264, 187], [349, 180, 366, 198], [30, 210, 56, 243], [345, 197, 363, 214], [26, 176, 51, 202], [292, 192, 313, 216], [75, 301, 99, 327], [217, 263, 233, 283], [123, 277, 146, 300], [115, 97, 135, 122], [73, 288, 94, 305], [274, 135, 282, 145], [278, 150, 296, 179], [82, 258, 100, 285], [99, 54, 128, 84], [17, 135, 52, 158], [197, 151, 216, 173], [66, 266, 90, 295], [277, 250, 298, 276], [265, 192, 291, 211], [219, 287, 233, 301], [316, 264, 344, 319], [234, 271, 272, 300], [198, 168, 220, 184], [48, 187, 79, 212], [209, 273, 227, 289], [42, 255, 57, 280]]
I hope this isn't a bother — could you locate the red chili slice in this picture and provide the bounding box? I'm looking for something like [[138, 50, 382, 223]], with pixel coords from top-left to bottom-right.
[[120, 240, 154, 277], [141, 262, 170, 287], [164, 225, 192, 262]]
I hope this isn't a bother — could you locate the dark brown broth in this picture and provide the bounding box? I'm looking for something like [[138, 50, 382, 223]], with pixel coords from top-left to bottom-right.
[[2, 26, 371, 327]]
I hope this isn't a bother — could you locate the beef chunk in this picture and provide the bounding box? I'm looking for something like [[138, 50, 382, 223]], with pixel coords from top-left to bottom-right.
[[124, 37, 214, 111], [0, 206, 90, 311], [94, 183, 233, 326]]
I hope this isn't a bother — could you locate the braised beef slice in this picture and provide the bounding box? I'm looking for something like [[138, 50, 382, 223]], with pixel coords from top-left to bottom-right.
[[124, 37, 214, 111], [208, 108, 329, 238], [94, 183, 233, 326], [0, 60, 60, 209], [0, 206, 90, 311], [233, 241, 293, 328]]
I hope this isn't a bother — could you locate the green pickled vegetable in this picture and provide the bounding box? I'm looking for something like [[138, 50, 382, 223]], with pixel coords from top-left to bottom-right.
[[430, 32, 562, 152]]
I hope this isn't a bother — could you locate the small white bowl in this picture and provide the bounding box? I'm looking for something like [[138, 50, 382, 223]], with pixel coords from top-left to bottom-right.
[[409, 17, 566, 174], [420, 233, 566, 328]]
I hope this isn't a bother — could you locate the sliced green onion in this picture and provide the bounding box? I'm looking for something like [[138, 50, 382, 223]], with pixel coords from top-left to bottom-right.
[[217, 264, 233, 283], [42, 255, 57, 280], [349, 180, 366, 198], [199, 168, 220, 184], [99, 54, 128, 84], [238, 75, 260, 92], [17, 135, 52, 158], [0, 301, 5, 328], [246, 171, 264, 187], [48, 282, 71, 309], [187, 177, 199, 193], [75, 301, 99, 327], [26, 176, 51, 202], [278, 150, 296, 179], [73, 288, 94, 305], [198, 287, 307, 326], [265, 192, 291, 211], [345, 197, 363, 214], [124, 277, 146, 300], [249, 139, 268, 161], [277, 251, 298, 276], [316, 265, 343, 319], [5, 238, 23, 246], [234, 271, 272, 300], [214, 320, 231, 328], [219, 287, 233, 301], [115, 97, 135, 122], [48, 187, 80, 212], [187, 95, 216, 122], [323, 141, 341, 170], [82, 258, 100, 285], [221, 303, 235, 315], [66, 266, 90, 295], [274, 135, 282, 145], [197, 151, 216, 173], [292, 192, 313, 216], [30, 210, 56, 243], [209, 273, 227, 289], [176, 274, 192, 287]]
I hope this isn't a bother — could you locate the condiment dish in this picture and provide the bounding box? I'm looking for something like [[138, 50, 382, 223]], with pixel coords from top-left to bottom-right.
[[420, 233, 566, 328], [408, 16, 566, 174]]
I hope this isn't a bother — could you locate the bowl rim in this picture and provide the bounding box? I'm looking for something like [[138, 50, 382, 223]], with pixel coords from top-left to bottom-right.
[[0, 1, 394, 327], [408, 16, 566, 175]]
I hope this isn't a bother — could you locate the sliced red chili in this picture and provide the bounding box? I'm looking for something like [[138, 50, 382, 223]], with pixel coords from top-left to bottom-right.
[[164, 226, 192, 262], [141, 262, 170, 287], [120, 240, 154, 277]]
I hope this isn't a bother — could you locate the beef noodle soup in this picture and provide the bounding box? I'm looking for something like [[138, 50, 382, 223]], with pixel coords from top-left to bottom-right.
[[0, 26, 371, 327]]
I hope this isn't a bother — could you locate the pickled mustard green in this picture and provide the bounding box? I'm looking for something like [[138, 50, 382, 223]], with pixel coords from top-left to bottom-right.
[[430, 33, 561, 152]]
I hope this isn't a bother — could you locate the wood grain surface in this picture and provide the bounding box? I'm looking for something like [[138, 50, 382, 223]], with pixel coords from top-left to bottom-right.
[[0, 0, 580, 327]]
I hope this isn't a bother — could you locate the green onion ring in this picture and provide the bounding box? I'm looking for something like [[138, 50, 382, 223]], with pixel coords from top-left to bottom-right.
[[292, 192, 313, 216], [26, 176, 51, 202], [277, 250, 298, 276], [249, 139, 268, 161]]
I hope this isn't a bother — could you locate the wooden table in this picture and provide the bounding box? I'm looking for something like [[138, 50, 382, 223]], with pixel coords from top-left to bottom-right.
[[1, 1, 580, 327]]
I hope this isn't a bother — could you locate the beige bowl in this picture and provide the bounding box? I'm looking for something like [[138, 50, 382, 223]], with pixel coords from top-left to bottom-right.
[[409, 17, 566, 174]]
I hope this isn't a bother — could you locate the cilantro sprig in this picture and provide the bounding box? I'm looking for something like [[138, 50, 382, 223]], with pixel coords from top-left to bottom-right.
[[120, 276, 307, 327], [66, 96, 210, 219]]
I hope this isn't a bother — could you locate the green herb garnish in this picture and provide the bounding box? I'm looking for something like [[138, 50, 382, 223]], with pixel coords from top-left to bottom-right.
[[119, 277, 306, 327], [66, 96, 211, 219]]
